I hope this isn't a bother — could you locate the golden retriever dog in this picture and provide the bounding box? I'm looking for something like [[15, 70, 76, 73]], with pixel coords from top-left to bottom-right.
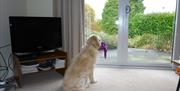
[[63, 35, 101, 91]]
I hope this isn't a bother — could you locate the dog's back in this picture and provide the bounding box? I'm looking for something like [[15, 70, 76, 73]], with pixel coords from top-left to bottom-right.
[[63, 45, 97, 91], [63, 35, 101, 91]]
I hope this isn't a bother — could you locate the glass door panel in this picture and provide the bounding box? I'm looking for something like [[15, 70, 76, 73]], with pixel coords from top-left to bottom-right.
[[127, 0, 176, 66], [84, 0, 119, 65]]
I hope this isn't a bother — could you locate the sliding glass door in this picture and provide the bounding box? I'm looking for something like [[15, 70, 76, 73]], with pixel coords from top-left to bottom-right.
[[84, 0, 176, 67]]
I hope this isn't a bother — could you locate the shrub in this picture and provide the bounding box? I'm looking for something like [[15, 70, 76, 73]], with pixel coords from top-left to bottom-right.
[[128, 13, 174, 52], [128, 33, 173, 52], [129, 13, 175, 38], [155, 31, 173, 52], [86, 31, 117, 49], [128, 33, 157, 49], [98, 32, 117, 49]]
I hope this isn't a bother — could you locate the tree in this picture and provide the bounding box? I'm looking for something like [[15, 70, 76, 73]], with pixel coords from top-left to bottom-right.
[[85, 4, 95, 30], [91, 20, 102, 32], [101, 0, 145, 35], [101, 0, 118, 35], [129, 0, 145, 17], [85, 4, 101, 32]]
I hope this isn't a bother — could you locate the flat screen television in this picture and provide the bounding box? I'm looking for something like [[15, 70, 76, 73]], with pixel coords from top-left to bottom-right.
[[9, 16, 62, 54]]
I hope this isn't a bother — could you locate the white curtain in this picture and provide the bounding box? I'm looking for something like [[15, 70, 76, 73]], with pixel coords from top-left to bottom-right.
[[54, 0, 84, 64]]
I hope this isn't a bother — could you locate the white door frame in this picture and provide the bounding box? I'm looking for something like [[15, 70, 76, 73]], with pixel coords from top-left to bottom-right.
[[117, 0, 129, 65], [173, 0, 180, 60]]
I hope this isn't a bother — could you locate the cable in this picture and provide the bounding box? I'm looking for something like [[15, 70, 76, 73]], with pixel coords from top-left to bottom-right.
[[0, 52, 8, 69], [7, 54, 14, 73], [0, 44, 11, 81], [0, 44, 16, 82], [0, 69, 7, 71], [1, 69, 8, 80], [0, 52, 9, 81], [0, 44, 11, 49]]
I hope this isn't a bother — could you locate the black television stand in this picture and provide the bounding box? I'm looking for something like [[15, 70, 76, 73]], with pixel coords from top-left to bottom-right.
[[13, 50, 68, 88]]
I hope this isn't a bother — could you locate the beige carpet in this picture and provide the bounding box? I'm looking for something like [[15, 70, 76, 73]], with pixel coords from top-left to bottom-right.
[[16, 67, 178, 91]]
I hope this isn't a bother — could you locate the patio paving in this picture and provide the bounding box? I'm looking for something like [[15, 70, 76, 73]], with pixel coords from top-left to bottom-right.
[[97, 48, 171, 64]]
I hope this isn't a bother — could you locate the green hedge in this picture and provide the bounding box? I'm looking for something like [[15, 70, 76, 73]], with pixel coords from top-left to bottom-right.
[[128, 13, 175, 52], [128, 33, 157, 49], [129, 13, 175, 38]]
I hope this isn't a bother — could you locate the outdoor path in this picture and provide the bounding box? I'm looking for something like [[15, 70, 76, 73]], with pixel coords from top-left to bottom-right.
[[97, 48, 171, 64]]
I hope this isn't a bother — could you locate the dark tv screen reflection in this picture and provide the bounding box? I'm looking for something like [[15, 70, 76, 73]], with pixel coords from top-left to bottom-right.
[[9, 16, 62, 53]]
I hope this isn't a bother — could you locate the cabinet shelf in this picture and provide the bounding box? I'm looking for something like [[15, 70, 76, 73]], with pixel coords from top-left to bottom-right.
[[13, 50, 68, 87]]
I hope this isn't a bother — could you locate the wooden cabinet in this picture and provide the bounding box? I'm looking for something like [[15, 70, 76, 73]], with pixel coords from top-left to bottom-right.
[[13, 50, 68, 87]]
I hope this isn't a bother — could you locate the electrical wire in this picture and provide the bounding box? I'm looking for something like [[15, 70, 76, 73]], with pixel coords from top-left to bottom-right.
[[0, 52, 9, 81], [0, 52, 8, 69], [7, 53, 14, 73], [0, 44, 11, 81], [0, 44, 11, 49], [1, 68, 8, 80], [0, 69, 7, 71]]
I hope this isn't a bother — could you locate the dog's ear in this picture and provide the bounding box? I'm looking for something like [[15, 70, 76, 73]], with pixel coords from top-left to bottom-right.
[[87, 35, 101, 49]]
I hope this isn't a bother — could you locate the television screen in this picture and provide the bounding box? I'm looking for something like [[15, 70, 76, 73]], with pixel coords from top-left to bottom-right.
[[9, 16, 62, 53]]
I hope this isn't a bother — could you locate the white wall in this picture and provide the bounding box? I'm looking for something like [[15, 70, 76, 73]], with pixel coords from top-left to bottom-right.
[[0, 0, 54, 79], [0, 0, 27, 47], [0, 0, 27, 79], [27, 0, 53, 16], [0, 0, 9, 47]]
